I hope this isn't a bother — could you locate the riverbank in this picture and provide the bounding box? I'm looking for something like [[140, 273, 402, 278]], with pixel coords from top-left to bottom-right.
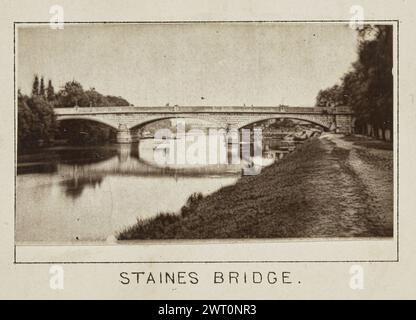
[[117, 133, 393, 240]]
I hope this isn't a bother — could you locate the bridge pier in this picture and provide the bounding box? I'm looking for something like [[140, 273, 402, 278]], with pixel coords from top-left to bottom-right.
[[334, 114, 353, 134], [116, 124, 140, 143], [116, 124, 132, 143]]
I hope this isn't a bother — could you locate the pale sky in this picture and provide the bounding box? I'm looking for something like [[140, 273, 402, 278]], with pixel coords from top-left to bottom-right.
[[17, 23, 358, 107]]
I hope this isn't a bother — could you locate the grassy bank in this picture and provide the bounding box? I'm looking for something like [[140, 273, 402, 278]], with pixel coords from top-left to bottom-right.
[[118, 135, 393, 240]]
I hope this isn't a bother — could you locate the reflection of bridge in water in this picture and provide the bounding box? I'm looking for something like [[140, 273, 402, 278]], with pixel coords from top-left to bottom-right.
[[57, 143, 243, 179]]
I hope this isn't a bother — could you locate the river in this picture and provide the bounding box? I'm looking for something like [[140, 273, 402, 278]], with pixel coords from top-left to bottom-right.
[[16, 134, 285, 243]]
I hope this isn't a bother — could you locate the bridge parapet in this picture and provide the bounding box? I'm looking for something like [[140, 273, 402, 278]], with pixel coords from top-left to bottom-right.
[[54, 105, 352, 115]]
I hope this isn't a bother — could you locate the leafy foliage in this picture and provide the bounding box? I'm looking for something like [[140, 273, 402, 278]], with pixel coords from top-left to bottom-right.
[[316, 84, 345, 107], [46, 79, 55, 102], [316, 25, 393, 133], [31, 75, 39, 96], [54, 80, 132, 108], [18, 88, 57, 150], [18, 76, 132, 149]]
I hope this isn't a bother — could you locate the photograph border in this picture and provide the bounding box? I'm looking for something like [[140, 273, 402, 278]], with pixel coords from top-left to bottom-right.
[[13, 19, 400, 264]]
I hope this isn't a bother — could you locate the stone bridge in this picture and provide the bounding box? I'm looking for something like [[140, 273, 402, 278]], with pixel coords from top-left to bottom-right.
[[54, 105, 354, 143]]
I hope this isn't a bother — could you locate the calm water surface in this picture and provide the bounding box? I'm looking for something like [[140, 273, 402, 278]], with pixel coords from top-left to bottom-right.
[[17, 136, 281, 243]]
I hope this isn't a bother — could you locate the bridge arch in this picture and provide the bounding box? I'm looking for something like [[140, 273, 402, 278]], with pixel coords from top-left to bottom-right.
[[128, 116, 226, 131], [56, 115, 120, 130], [237, 115, 333, 131]]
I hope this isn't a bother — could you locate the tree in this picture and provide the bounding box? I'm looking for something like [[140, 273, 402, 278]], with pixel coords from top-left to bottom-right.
[[315, 84, 345, 107], [18, 88, 57, 150], [31, 75, 39, 96], [19, 77, 132, 149], [39, 77, 45, 97], [106, 95, 131, 106], [46, 80, 55, 102], [344, 25, 393, 137], [26, 95, 57, 144], [18, 93, 34, 148], [315, 25, 393, 139], [56, 80, 88, 107], [56, 80, 132, 108], [84, 88, 110, 107]]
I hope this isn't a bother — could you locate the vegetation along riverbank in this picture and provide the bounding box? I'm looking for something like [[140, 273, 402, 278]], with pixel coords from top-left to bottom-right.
[[118, 133, 393, 240]]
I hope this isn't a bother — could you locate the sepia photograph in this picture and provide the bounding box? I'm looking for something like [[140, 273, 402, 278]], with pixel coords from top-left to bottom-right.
[[15, 21, 395, 247], [4, 0, 416, 302]]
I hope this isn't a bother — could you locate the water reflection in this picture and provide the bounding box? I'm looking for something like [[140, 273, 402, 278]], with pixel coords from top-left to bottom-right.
[[61, 175, 104, 199], [16, 137, 248, 243], [16, 132, 310, 243]]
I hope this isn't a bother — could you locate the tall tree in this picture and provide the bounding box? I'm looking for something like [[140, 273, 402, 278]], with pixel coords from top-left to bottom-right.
[[31, 75, 39, 96], [39, 77, 45, 97], [343, 25, 393, 136], [315, 25, 393, 138], [46, 79, 55, 102]]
